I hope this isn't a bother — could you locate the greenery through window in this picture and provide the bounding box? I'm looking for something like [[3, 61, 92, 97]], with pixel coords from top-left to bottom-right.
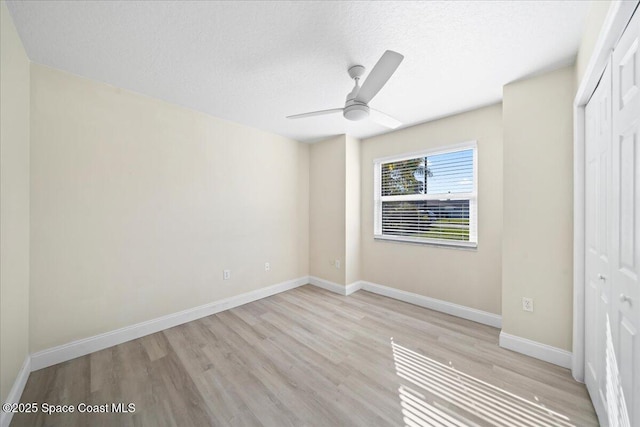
[[374, 143, 477, 246]]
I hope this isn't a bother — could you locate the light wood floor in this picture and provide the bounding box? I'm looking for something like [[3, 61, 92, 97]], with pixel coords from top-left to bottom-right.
[[13, 285, 598, 426]]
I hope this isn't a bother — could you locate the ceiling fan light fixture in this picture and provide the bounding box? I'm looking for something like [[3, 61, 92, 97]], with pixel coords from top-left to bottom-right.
[[343, 104, 369, 121]]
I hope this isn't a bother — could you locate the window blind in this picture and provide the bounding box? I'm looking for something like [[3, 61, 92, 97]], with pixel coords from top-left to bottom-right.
[[374, 143, 477, 247]]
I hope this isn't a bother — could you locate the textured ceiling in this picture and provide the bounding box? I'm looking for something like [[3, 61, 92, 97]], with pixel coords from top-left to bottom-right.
[[7, 1, 589, 142]]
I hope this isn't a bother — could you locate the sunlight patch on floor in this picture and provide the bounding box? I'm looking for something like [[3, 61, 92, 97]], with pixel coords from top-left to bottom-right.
[[391, 339, 576, 427]]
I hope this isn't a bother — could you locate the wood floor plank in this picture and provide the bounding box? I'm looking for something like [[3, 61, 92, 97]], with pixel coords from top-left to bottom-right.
[[211, 311, 352, 426], [12, 285, 598, 426]]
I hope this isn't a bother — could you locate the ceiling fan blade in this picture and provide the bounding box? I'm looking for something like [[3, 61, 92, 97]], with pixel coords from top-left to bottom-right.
[[355, 50, 404, 104], [370, 108, 402, 129], [286, 108, 343, 119]]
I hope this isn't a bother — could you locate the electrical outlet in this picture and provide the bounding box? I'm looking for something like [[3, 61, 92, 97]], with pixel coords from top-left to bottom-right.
[[223, 269, 231, 280], [265, 262, 270, 272], [522, 297, 534, 312], [335, 259, 340, 269]]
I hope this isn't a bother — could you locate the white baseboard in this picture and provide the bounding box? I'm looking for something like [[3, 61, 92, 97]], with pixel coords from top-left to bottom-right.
[[359, 281, 503, 329], [345, 281, 363, 296], [31, 276, 309, 371], [307, 277, 363, 296], [308, 276, 348, 295], [1, 355, 31, 427], [499, 332, 573, 369]]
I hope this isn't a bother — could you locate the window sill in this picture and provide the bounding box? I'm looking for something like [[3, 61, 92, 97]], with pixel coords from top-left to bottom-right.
[[374, 234, 478, 250]]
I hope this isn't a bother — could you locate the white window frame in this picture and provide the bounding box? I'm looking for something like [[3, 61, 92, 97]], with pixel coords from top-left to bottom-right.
[[373, 140, 478, 248]]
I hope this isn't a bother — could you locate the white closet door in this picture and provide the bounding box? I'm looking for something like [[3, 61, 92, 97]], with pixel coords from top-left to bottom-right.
[[610, 8, 640, 427], [585, 58, 613, 422]]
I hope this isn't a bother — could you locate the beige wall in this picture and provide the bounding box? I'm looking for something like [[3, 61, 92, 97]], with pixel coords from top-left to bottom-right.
[[0, 0, 30, 402], [361, 104, 503, 314], [309, 136, 346, 285], [297, 144, 310, 277], [502, 66, 575, 351], [345, 135, 361, 285], [29, 64, 309, 352], [576, 1, 612, 85]]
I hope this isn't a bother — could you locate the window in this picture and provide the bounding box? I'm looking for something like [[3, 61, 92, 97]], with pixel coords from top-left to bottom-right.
[[374, 141, 477, 247]]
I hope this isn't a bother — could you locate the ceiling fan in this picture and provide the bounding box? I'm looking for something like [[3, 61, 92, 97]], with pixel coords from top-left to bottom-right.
[[286, 50, 404, 129]]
